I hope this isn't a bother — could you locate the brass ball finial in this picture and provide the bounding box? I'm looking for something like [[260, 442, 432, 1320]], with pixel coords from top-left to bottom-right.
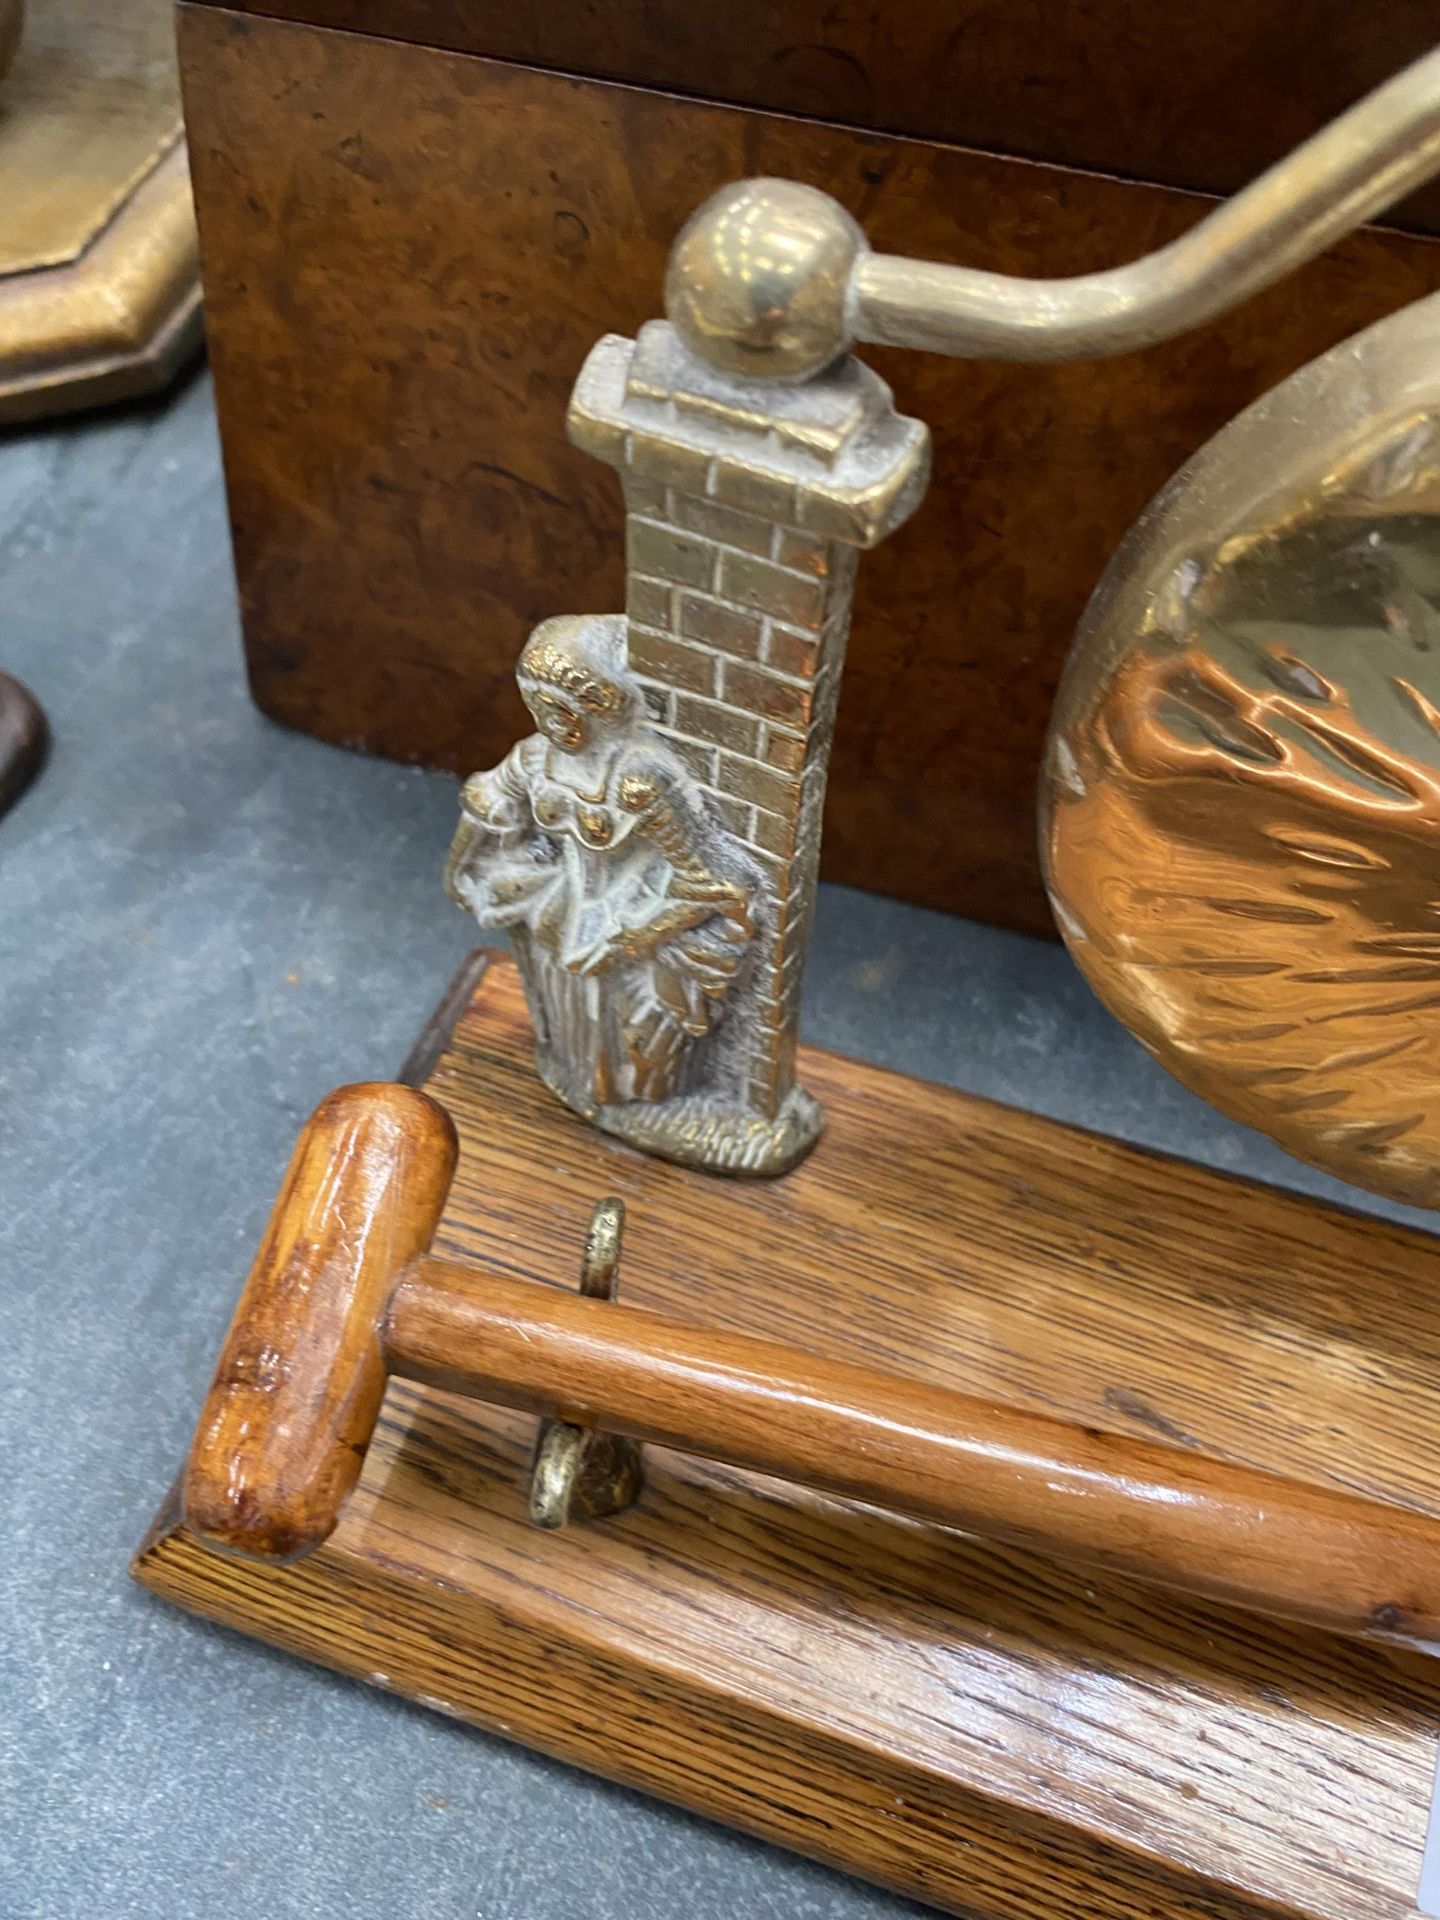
[[665, 178, 865, 382]]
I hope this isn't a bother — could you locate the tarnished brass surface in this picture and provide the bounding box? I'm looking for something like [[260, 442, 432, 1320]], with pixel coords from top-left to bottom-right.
[[1042, 288, 1440, 1207], [446, 613, 762, 1149], [0, 0, 200, 422], [448, 319, 925, 1176], [0, 669, 45, 817], [528, 1197, 644, 1531]]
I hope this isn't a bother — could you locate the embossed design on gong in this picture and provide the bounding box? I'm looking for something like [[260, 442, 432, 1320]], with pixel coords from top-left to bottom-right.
[[1043, 290, 1440, 1207]]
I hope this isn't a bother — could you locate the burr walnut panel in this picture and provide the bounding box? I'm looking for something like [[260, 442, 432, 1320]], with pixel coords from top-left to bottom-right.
[[195, 0, 1440, 237]]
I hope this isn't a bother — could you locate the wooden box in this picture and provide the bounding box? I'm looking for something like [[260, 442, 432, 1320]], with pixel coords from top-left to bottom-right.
[[178, 2, 1440, 935]]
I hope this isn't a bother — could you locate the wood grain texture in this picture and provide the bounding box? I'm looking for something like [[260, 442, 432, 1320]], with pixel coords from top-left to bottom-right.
[[190, 0, 1440, 238], [177, 7, 1440, 935], [136, 950, 1440, 1918], [184, 1082, 458, 1560], [391, 1255, 1440, 1648]]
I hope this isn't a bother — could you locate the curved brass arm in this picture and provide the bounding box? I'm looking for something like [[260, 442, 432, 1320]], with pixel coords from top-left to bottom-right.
[[852, 44, 1440, 362], [667, 46, 1440, 375]]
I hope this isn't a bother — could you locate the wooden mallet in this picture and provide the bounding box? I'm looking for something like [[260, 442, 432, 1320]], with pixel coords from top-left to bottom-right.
[[185, 1081, 1440, 1650]]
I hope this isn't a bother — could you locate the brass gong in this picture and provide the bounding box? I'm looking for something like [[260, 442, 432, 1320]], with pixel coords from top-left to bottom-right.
[[1042, 290, 1440, 1208]]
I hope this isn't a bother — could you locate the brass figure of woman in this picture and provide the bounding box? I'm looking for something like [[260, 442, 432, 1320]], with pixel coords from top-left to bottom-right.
[[446, 615, 766, 1166]]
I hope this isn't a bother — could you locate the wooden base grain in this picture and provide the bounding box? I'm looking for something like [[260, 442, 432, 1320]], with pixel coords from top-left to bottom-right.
[[134, 951, 1440, 1918]]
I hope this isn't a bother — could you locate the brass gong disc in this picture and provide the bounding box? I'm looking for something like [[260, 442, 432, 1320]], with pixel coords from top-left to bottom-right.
[[1042, 289, 1440, 1208]]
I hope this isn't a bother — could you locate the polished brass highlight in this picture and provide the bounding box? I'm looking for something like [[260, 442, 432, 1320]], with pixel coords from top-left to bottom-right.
[[649, 39, 1440, 1205], [0, 0, 201, 424], [529, 1197, 645, 1531], [666, 178, 865, 381], [1042, 289, 1440, 1208], [665, 48, 1440, 371]]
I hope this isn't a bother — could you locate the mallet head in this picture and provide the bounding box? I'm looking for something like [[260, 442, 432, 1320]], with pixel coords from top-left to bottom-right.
[[183, 1082, 458, 1562]]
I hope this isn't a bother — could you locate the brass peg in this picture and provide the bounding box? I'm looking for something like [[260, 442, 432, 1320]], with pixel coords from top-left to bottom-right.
[[528, 1198, 645, 1530]]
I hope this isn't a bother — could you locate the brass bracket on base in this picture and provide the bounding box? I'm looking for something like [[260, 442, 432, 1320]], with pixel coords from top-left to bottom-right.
[[529, 1198, 645, 1530]]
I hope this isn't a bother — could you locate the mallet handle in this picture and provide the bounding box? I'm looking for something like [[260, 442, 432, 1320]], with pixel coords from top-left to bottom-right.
[[389, 1256, 1440, 1648]]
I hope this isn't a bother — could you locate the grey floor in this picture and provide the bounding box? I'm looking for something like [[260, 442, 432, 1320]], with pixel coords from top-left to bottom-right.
[[3, 372, 1432, 1920]]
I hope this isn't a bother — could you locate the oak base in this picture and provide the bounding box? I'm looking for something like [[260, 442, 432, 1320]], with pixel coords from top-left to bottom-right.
[[134, 950, 1440, 1919]]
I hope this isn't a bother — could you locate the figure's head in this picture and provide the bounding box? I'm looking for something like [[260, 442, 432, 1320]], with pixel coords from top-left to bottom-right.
[[517, 617, 634, 754]]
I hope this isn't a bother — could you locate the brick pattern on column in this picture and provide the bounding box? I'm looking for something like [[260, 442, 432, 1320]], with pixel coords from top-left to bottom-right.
[[623, 493, 856, 1114], [571, 321, 929, 1128]]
